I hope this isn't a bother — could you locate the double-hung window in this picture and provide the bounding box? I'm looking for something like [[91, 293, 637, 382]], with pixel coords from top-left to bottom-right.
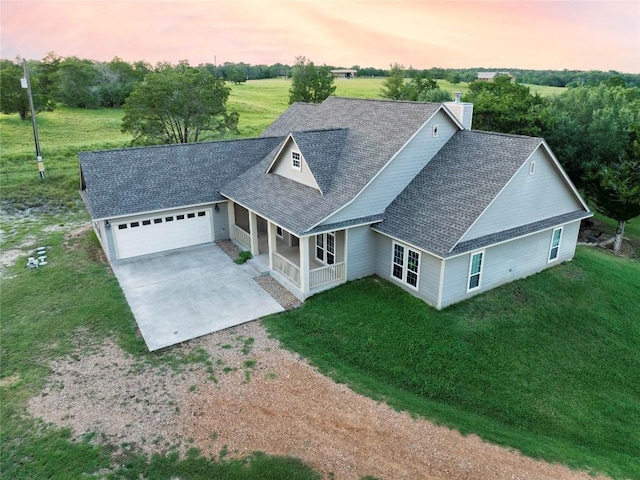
[[392, 242, 420, 289], [316, 232, 335, 265], [467, 251, 483, 291], [548, 227, 562, 262], [291, 151, 301, 170]]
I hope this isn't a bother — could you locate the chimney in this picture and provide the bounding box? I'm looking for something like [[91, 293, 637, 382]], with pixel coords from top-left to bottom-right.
[[444, 92, 473, 130]]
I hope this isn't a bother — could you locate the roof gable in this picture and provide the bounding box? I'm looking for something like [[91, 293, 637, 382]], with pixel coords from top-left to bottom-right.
[[375, 130, 545, 257], [223, 97, 445, 234]]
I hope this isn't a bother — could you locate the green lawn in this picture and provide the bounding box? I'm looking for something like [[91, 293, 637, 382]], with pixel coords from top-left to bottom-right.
[[264, 247, 640, 479]]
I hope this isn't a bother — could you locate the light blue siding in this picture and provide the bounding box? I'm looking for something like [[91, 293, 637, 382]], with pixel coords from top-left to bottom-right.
[[441, 221, 580, 307], [213, 201, 229, 240], [103, 220, 117, 260], [271, 138, 320, 190], [326, 111, 459, 223], [346, 225, 377, 280], [461, 147, 583, 242], [374, 233, 441, 307]]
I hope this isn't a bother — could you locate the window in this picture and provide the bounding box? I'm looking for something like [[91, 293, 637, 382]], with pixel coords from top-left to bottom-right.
[[468, 251, 483, 291], [142, 220, 151, 226], [291, 151, 301, 170], [176, 214, 185, 220], [130, 221, 140, 228], [197, 211, 206, 217], [165, 216, 174, 222], [315, 232, 335, 265], [276, 226, 283, 238], [153, 218, 162, 224], [118, 224, 127, 230], [432, 124, 439, 137], [529, 161, 536, 175], [391, 242, 420, 289], [548, 227, 562, 261], [187, 213, 195, 218]]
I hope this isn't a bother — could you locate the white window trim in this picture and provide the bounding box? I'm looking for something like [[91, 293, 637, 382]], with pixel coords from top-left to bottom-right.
[[529, 160, 536, 175], [291, 151, 302, 171], [391, 241, 420, 290], [276, 226, 283, 238], [467, 250, 484, 293], [315, 232, 336, 265], [432, 124, 439, 137], [548, 227, 563, 263]]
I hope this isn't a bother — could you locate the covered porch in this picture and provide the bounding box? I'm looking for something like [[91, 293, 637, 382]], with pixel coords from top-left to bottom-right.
[[228, 203, 346, 298]]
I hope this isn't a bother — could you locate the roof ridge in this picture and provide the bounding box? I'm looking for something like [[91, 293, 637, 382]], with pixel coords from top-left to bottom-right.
[[80, 135, 285, 155], [465, 130, 543, 141], [326, 96, 441, 106], [291, 127, 350, 134]]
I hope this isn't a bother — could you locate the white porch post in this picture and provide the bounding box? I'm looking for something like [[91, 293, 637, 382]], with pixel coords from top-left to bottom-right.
[[267, 221, 275, 270], [299, 236, 310, 294], [227, 201, 236, 235], [249, 210, 259, 256]]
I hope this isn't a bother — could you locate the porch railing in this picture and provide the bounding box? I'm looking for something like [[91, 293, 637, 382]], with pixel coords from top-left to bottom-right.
[[273, 252, 300, 286], [231, 225, 251, 251], [310, 262, 345, 289]]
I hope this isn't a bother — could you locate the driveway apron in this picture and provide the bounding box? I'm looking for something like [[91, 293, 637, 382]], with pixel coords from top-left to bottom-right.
[[111, 244, 284, 351]]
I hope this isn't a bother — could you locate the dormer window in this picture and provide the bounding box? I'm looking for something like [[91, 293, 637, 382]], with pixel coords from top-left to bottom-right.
[[291, 151, 301, 170]]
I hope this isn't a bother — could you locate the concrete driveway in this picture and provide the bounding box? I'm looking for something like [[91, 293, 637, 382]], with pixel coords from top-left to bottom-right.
[[111, 244, 284, 351]]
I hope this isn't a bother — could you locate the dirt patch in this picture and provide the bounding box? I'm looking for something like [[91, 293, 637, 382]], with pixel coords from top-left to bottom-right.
[[28, 323, 608, 480], [216, 239, 242, 260]]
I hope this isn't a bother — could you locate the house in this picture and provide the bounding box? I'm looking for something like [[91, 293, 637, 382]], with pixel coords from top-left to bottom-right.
[[79, 96, 591, 309], [330, 69, 357, 79], [477, 71, 515, 82]]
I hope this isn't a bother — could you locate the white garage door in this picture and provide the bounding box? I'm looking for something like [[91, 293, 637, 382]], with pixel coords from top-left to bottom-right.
[[114, 209, 213, 259]]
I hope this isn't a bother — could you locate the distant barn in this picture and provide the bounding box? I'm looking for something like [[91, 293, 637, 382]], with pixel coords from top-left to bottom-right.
[[331, 69, 357, 79], [477, 71, 515, 82]]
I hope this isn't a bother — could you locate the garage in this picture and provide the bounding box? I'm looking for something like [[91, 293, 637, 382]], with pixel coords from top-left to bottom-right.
[[114, 208, 213, 259]]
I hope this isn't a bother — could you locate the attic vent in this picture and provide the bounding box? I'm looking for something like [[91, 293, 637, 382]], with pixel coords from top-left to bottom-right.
[[432, 125, 439, 137], [291, 151, 301, 170], [529, 161, 536, 175]]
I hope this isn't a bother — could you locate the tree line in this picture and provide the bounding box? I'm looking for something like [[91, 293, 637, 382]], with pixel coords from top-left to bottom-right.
[[2, 53, 639, 117]]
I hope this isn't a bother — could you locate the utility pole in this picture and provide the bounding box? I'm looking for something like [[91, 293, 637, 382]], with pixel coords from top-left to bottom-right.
[[21, 58, 45, 179]]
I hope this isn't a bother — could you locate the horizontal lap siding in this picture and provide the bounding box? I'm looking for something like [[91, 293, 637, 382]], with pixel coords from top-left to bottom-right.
[[374, 233, 440, 307], [271, 139, 320, 190], [213, 201, 229, 240], [327, 111, 458, 224], [461, 148, 583, 241], [441, 221, 580, 308], [346, 226, 377, 280]]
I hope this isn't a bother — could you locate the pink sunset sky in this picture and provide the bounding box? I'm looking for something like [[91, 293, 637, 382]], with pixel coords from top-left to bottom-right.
[[1, 0, 639, 73]]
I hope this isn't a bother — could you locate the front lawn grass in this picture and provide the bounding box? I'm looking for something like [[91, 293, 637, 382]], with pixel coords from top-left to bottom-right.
[[264, 247, 640, 479]]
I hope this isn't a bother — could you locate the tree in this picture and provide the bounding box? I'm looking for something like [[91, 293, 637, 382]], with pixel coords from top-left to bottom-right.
[[288, 56, 336, 104], [53, 56, 101, 108], [226, 66, 247, 84], [380, 63, 406, 100], [121, 63, 238, 144], [463, 76, 546, 136], [543, 85, 640, 253], [0, 58, 54, 119], [380, 65, 442, 101]]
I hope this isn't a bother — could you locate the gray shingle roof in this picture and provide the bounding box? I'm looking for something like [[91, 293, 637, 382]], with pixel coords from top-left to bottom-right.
[[449, 210, 592, 255], [290, 128, 348, 194], [79, 137, 284, 219], [375, 130, 544, 257], [222, 97, 442, 234]]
